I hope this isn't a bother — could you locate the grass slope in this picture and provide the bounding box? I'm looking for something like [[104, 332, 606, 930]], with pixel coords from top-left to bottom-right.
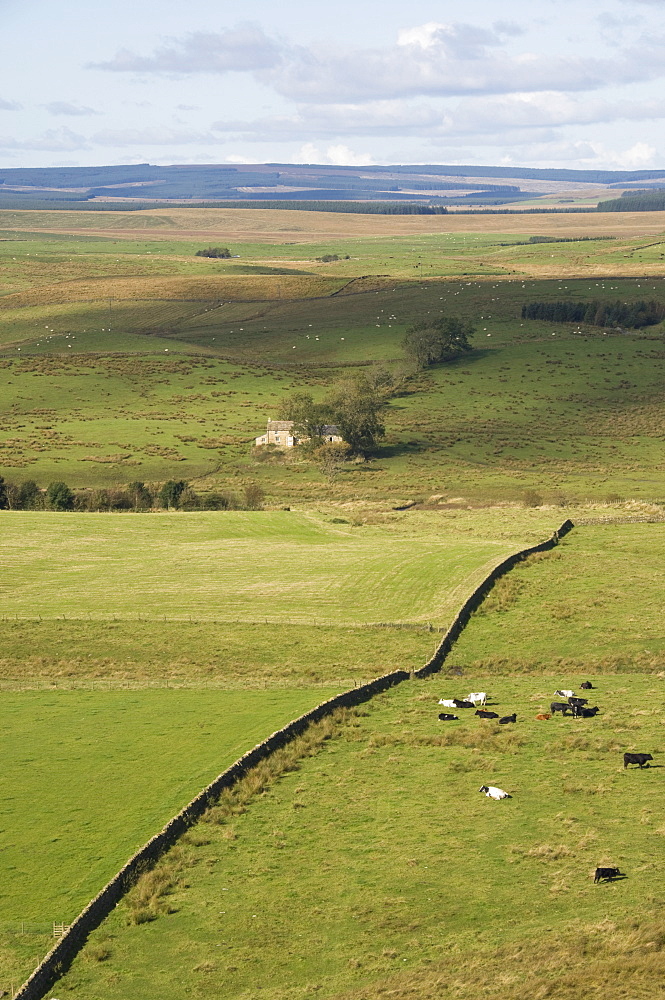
[[0, 687, 337, 988], [452, 522, 665, 670], [1, 275, 664, 501], [55, 674, 665, 1000]]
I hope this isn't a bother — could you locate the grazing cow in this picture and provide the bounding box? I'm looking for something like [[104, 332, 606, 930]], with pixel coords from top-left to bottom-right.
[[554, 689, 575, 699], [594, 867, 623, 883], [452, 699, 475, 709], [580, 681, 593, 690], [623, 752, 653, 769], [475, 709, 499, 719], [498, 713, 517, 725], [479, 785, 510, 800], [573, 705, 600, 718], [568, 696, 589, 707], [536, 713, 551, 721], [438, 699, 458, 709], [438, 713, 458, 721], [466, 692, 487, 707], [550, 701, 572, 716]]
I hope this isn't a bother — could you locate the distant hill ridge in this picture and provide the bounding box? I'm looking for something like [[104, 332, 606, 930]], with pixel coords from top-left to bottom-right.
[[1, 161, 665, 212]]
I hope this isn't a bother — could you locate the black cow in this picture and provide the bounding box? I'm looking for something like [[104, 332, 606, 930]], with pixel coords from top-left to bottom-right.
[[452, 699, 475, 709], [498, 713, 517, 725], [475, 709, 499, 719], [594, 867, 623, 883], [623, 752, 653, 769], [568, 696, 589, 707], [438, 713, 458, 721], [550, 701, 572, 716], [574, 705, 600, 718], [580, 681, 594, 690]]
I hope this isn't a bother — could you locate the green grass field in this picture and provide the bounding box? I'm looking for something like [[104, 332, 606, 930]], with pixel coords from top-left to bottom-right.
[[1, 274, 664, 501], [53, 674, 665, 1000], [452, 522, 665, 670], [2, 205, 665, 997], [1, 510, 521, 625], [0, 687, 337, 989]]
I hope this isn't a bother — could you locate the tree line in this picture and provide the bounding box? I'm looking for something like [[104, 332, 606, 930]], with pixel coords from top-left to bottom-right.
[[521, 299, 665, 329], [597, 191, 665, 212], [0, 479, 265, 512]]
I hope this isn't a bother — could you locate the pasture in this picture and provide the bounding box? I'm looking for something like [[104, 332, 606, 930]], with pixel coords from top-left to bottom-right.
[[0, 687, 336, 989], [1, 272, 664, 501], [453, 522, 665, 671], [54, 673, 665, 1000]]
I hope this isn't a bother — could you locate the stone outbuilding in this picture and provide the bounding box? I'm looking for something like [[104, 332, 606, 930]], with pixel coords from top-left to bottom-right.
[[254, 419, 343, 448]]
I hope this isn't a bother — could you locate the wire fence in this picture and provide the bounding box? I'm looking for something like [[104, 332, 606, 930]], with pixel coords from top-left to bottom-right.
[[0, 676, 377, 692], [0, 615, 446, 631]]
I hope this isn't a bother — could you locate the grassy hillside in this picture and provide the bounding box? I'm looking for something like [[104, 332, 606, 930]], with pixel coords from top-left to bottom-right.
[[1, 273, 664, 501], [0, 687, 337, 989], [54, 674, 665, 1000], [452, 522, 665, 670]]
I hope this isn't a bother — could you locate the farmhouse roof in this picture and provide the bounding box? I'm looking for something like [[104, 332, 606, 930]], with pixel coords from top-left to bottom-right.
[[266, 420, 295, 431]]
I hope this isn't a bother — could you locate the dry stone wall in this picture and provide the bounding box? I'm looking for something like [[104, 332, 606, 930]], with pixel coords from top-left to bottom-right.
[[13, 670, 407, 1000], [13, 519, 575, 1000], [415, 518, 574, 677]]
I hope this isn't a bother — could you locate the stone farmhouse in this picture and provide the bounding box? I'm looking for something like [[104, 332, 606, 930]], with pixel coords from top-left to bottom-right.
[[255, 419, 343, 449]]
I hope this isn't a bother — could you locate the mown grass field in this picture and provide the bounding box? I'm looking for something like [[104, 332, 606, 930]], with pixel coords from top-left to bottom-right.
[[0, 687, 338, 989], [453, 522, 665, 670], [54, 673, 665, 1000], [0, 510, 522, 626]]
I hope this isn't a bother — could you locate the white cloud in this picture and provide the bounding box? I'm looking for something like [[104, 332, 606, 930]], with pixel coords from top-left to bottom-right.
[[44, 102, 99, 117], [0, 98, 21, 111], [92, 126, 223, 146], [212, 91, 665, 145], [0, 127, 87, 151], [92, 24, 282, 74], [297, 142, 373, 165]]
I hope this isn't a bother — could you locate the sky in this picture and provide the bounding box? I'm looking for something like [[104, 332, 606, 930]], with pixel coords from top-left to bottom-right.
[[1, 0, 664, 171]]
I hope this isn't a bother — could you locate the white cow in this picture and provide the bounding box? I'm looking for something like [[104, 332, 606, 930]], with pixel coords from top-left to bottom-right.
[[438, 699, 458, 708], [554, 689, 575, 699], [466, 691, 487, 707], [479, 785, 510, 800]]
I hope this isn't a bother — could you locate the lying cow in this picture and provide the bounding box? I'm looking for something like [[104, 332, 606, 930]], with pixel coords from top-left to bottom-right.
[[594, 867, 623, 883], [479, 785, 511, 800], [438, 713, 458, 721], [535, 713, 551, 721], [452, 698, 475, 709], [499, 713, 517, 725], [475, 709, 499, 719], [554, 689, 575, 699], [623, 752, 653, 769], [466, 692, 487, 707], [438, 699, 458, 709], [551, 701, 572, 716], [580, 681, 594, 690], [573, 705, 600, 718]]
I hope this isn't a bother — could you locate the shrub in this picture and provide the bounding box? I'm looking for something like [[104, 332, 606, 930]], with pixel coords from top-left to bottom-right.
[[159, 480, 187, 509], [522, 489, 543, 507], [244, 483, 265, 510], [195, 246, 231, 258], [46, 481, 74, 511]]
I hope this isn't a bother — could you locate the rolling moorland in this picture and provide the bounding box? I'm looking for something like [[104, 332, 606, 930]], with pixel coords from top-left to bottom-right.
[[1, 198, 664, 999]]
